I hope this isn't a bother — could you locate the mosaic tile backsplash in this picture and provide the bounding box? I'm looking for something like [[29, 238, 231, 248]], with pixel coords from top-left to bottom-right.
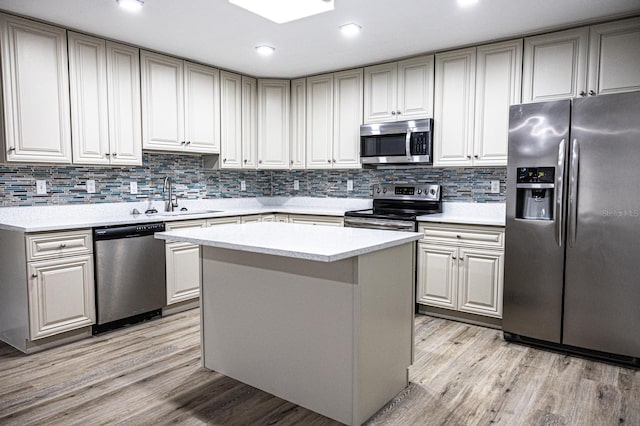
[[0, 152, 506, 207]]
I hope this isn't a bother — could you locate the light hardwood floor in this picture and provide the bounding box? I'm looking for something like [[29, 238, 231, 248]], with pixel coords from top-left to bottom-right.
[[1, 309, 638, 425]]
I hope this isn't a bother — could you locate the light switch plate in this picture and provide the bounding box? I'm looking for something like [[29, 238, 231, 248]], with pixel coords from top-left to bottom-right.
[[35, 180, 47, 195], [347, 180, 354, 191], [86, 179, 96, 194], [490, 180, 500, 194], [130, 181, 138, 194], [240, 180, 246, 191], [293, 180, 300, 190]]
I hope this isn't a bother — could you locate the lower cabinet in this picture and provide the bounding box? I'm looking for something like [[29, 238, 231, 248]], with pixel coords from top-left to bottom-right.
[[417, 223, 504, 318], [165, 220, 206, 305], [288, 214, 344, 226], [28, 254, 95, 340], [261, 213, 289, 223]]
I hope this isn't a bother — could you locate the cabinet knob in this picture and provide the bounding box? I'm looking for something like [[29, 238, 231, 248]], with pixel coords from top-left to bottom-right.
[[466, 155, 471, 160], [112, 153, 118, 157], [579, 91, 587, 97], [186, 141, 191, 145], [460, 256, 464, 260], [59, 243, 66, 248], [327, 160, 331, 163], [8, 146, 15, 152], [452, 255, 457, 260], [396, 110, 401, 115], [456, 235, 461, 238], [391, 111, 396, 115], [244, 159, 247, 164], [474, 154, 479, 159], [588, 90, 596, 96], [31, 273, 37, 278], [223, 158, 227, 163], [105, 153, 111, 157], [259, 160, 262, 164], [332, 159, 336, 163], [180, 141, 186, 145], [290, 160, 294, 165]]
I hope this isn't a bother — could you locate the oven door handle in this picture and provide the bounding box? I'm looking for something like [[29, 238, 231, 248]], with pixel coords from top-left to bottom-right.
[[344, 217, 415, 231]]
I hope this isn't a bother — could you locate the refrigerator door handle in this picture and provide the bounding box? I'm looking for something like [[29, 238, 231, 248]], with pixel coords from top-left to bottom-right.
[[555, 139, 566, 247], [568, 139, 580, 247]]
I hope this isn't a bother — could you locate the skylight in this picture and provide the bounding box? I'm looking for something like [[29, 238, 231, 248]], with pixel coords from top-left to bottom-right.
[[229, 0, 335, 24]]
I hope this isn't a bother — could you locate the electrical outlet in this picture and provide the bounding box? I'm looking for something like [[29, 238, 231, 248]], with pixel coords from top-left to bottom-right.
[[86, 179, 96, 194], [240, 180, 246, 191], [347, 180, 354, 191], [130, 181, 138, 194], [293, 180, 300, 190], [35, 180, 47, 195], [490, 180, 500, 194]]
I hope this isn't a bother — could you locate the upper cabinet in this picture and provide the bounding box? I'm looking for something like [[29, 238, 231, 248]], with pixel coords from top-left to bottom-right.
[[219, 71, 243, 168], [0, 14, 72, 163], [364, 55, 434, 124], [290, 78, 306, 169], [588, 17, 640, 96], [522, 28, 589, 103], [434, 40, 522, 167], [141, 50, 220, 154], [257, 79, 290, 169], [306, 69, 363, 169], [523, 19, 640, 102], [241, 76, 258, 169], [68, 32, 142, 165]]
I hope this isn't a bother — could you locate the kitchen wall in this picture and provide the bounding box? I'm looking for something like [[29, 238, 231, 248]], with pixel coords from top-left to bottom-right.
[[0, 152, 505, 207]]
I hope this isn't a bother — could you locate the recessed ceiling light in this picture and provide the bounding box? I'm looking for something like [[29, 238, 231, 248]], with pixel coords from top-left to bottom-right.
[[117, 0, 144, 12], [339, 23, 361, 37], [457, 0, 479, 7], [255, 45, 276, 56], [230, 0, 334, 24]]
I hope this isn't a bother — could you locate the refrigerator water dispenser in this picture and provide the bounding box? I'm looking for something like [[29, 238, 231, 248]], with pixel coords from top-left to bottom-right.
[[515, 167, 554, 220]]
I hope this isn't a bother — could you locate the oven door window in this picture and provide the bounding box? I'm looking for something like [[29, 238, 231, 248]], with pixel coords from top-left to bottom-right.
[[361, 134, 407, 157]]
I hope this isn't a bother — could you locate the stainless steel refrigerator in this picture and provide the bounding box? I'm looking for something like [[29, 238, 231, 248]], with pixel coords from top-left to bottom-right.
[[503, 91, 640, 364]]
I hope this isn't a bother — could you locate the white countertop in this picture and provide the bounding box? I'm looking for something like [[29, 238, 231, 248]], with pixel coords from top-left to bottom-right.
[[155, 222, 423, 262], [0, 197, 372, 232], [417, 202, 505, 227]]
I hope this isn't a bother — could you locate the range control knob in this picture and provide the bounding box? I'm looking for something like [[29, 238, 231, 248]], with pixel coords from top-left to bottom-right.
[[376, 187, 381, 193], [417, 189, 422, 194], [429, 188, 437, 196], [382, 188, 387, 193]]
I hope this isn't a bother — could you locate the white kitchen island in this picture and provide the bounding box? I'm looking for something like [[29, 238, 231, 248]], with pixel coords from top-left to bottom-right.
[[155, 222, 422, 425]]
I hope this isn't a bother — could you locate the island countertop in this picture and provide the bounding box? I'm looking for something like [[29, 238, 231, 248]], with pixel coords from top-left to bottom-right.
[[155, 222, 422, 262]]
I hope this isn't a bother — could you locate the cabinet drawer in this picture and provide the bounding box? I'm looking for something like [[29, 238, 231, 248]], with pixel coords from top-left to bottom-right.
[[164, 219, 206, 231], [26, 229, 93, 261], [419, 224, 504, 248]]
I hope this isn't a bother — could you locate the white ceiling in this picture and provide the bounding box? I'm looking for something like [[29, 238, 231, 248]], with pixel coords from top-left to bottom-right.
[[0, 0, 638, 78]]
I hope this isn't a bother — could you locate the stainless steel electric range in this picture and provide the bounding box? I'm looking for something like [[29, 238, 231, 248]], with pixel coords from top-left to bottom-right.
[[344, 184, 442, 231]]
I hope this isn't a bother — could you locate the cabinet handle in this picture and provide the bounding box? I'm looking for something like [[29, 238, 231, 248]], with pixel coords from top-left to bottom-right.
[[59, 243, 66, 248], [31, 273, 37, 278], [579, 91, 586, 97], [391, 111, 396, 115], [588, 90, 596, 96]]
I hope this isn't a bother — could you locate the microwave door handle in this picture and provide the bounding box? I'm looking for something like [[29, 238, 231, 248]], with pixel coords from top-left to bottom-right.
[[405, 130, 412, 158]]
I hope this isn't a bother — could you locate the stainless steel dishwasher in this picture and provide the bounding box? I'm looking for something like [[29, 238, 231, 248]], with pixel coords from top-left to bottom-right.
[[93, 222, 166, 333]]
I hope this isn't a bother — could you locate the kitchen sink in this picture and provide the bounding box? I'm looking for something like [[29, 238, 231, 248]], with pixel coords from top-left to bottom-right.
[[155, 209, 222, 217]]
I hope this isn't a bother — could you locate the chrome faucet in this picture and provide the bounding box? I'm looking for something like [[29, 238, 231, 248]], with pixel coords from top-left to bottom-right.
[[163, 177, 178, 212]]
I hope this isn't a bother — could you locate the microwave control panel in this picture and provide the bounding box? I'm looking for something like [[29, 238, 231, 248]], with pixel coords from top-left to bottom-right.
[[410, 131, 431, 155]]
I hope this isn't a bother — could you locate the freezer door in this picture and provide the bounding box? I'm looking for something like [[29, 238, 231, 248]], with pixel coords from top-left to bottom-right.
[[563, 92, 640, 358], [503, 100, 570, 343]]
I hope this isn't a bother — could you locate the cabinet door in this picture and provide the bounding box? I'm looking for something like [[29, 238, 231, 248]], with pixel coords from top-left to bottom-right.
[[141, 51, 184, 150], [588, 17, 640, 95], [473, 40, 522, 167], [28, 255, 95, 340], [397, 55, 434, 120], [0, 14, 72, 163], [207, 216, 242, 226], [457, 248, 503, 318], [288, 215, 343, 226], [241, 76, 257, 168], [522, 27, 589, 102], [290, 78, 306, 169], [306, 74, 334, 169], [184, 61, 220, 154], [219, 71, 243, 168], [166, 242, 201, 305], [416, 243, 457, 310], [68, 32, 109, 165], [241, 215, 263, 223], [106, 42, 142, 165], [434, 47, 476, 167], [258, 79, 290, 169], [363, 62, 397, 123], [333, 69, 363, 169]]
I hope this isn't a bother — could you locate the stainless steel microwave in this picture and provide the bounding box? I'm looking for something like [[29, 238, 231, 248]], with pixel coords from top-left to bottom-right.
[[359, 119, 433, 165]]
